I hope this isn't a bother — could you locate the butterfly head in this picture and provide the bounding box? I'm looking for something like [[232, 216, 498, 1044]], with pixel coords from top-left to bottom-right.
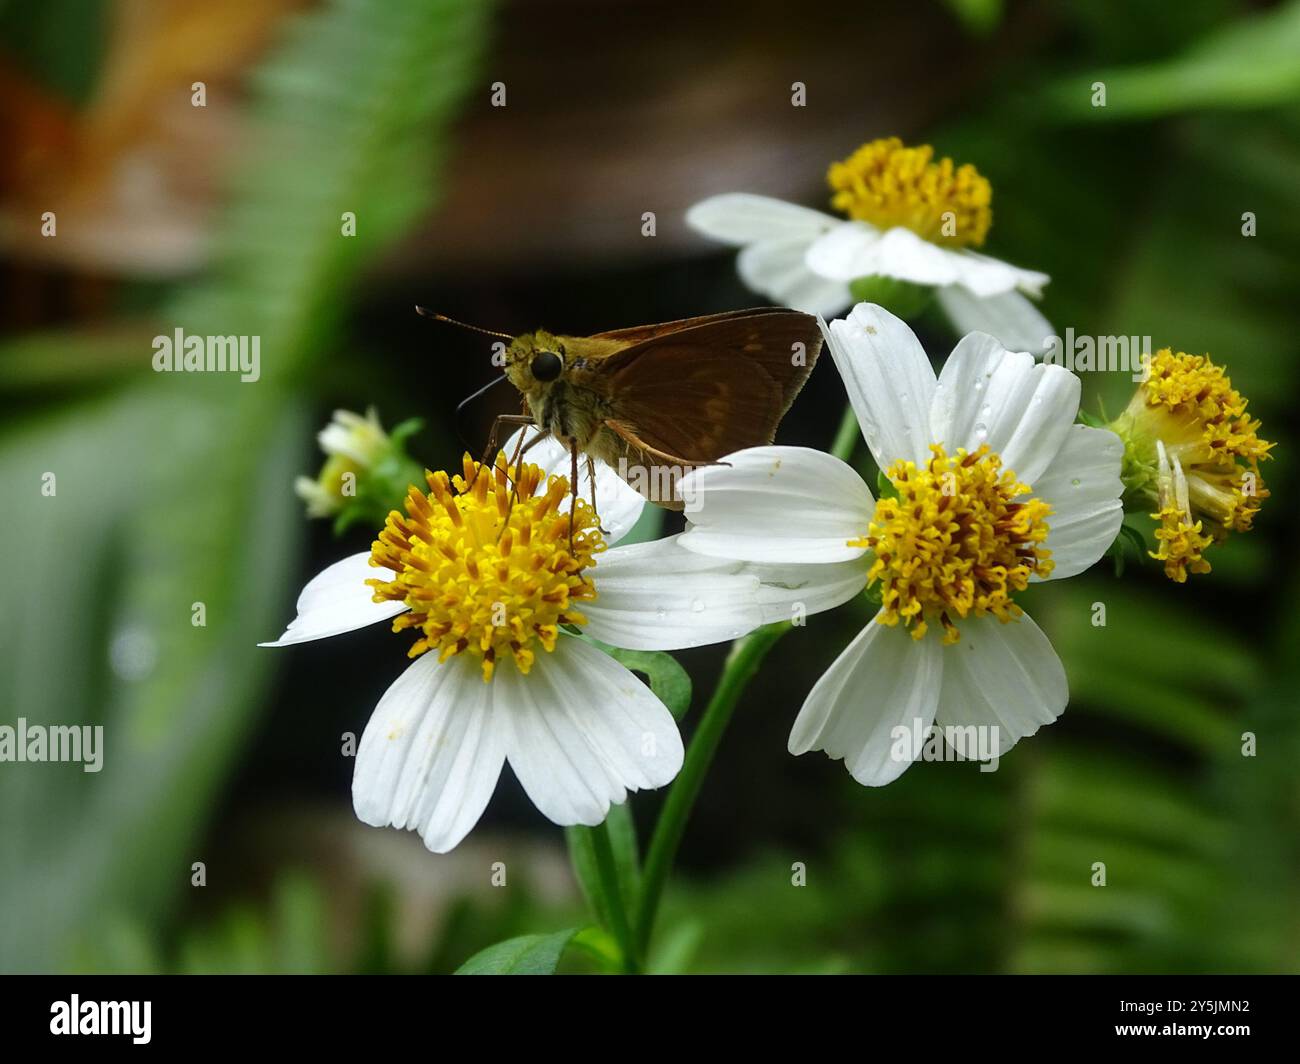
[[506, 330, 568, 393]]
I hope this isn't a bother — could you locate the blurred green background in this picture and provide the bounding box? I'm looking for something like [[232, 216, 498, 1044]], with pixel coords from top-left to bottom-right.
[[1, 0, 1296, 974]]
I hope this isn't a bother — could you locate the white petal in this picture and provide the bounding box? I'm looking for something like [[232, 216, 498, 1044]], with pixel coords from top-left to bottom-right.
[[930, 333, 1080, 485], [958, 250, 1050, 298], [737, 237, 853, 316], [352, 652, 505, 853], [752, 557, 870, 625], [929, 330, 1017, 452], [583, 535, 766, 650], [789, 617, 943, 787], [259, 552, 405, 647], [678, 446, 873, 563], [685, 193, 840, 245], [1031, 424, 1125, 580], [499, 637, 683, 826], [934, 286, 1055, 356], [991, 366, 1080, 485], [824, 303, 937, 470], [806, 224, 1044, 300], [503, 426, 645, 546], [934, 612, 1067, 757], [807, 224, 962, 288]]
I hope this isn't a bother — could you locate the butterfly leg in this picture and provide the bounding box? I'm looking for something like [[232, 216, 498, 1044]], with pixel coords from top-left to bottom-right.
[[494, 425, 553, 541], [508, 423, 549, 506], [584, 454, 609, 535], [467, 413, 534, 494], [568, 441, 580, 549]]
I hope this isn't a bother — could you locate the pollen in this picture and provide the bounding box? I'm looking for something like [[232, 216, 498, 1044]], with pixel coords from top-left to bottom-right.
[[1111, 348, 1272, 570], [1141, 349, 1272, 466], [1148, 442, 1212, 583], [854, 444, 1053, 645], [367, 453, 604, 682], [827, 137, 993, 248]]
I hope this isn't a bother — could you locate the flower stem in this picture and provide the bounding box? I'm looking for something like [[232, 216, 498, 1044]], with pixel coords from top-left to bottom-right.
[[631, 402, 860, 962], [830, 402, 861, 464], [589, 820, 639, 973], [633, 620, 790, 957]]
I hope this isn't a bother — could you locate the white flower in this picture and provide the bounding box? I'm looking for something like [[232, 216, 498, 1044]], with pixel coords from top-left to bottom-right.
[[318, 407, 391, 465], [686, 137, 1053, 354], [676, 303, 1125, 785], [295, 407, 397, 518], [264, 430, 858, 851]]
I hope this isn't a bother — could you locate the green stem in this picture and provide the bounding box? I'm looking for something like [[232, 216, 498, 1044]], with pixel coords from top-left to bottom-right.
[[631, 402, 861, 961], [633, 621, 790, 957], [590, 820, 639, 973], [830, 402, 860, 464]]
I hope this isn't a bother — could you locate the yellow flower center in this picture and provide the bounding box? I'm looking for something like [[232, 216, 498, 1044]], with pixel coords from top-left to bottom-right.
[[1142, 349, 1271, 466], [1115, 348, 1272, 546], [827, 137, 993, 248], [367, 454, 604, 682], [854, 444, 1053, 645]]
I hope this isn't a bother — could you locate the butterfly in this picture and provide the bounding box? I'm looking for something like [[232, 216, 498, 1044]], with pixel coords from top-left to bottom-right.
[[421, 306, 822, 511]]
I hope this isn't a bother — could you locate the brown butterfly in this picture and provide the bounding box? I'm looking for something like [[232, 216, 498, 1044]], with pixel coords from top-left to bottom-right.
[[420, 307, 823, 510]]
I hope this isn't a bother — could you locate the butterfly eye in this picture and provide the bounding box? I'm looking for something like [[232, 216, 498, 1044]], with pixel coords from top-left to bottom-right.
[[530, 351, 563, 382]]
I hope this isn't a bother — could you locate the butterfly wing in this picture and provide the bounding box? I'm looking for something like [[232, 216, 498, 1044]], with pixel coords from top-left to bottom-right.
[[589, 308, 793, 348], [592, 309, 823, 464]]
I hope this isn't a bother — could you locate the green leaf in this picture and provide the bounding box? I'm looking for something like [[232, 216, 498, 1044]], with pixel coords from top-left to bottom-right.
[[847, 275, 936, 320], [170, 0, 494, 382], [0, 384, 306, 971], [1105, 521, 1150, 577], [646, 919, 705, 975], [1036, 0, 1300, 121], [600, 647, 692, 721], [568, 926, 622, 969], [454, 929, 581, 975], [0, 326, 150, 391], [941, 0, 1003, 37], [876, 469, 900, 501], [0, 0, 492, 973], [388, 417, 424, 446]]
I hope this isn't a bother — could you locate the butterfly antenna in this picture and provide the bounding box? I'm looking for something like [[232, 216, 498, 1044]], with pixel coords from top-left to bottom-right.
[[414, 306, 513, 340]]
